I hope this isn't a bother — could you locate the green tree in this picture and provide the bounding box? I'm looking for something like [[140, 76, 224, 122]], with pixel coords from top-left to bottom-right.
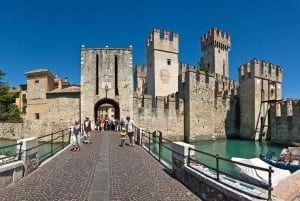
[[0, 69, 22, 122], [196, 57, 209, 81], [198, 56, 209, 73]]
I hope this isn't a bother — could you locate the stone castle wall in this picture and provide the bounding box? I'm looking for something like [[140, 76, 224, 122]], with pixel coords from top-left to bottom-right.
[[0, 123, 23, 140], [238, 58, 283, 140], [132, 93, 185, 141], [270, 99, 300, 144]]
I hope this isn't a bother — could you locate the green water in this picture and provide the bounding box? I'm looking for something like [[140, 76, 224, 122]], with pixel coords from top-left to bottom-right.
[[151, 139, 285, 177], [0, 139, 64, 163], [192, 139, 285, 176]]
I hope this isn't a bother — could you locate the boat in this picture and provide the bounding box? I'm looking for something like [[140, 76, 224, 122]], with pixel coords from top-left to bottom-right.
[[260, 148, 300, 172], [231, 157, 291, 187]]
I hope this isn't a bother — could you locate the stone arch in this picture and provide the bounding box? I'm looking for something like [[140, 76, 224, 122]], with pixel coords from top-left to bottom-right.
[[94, 98, 120, 122]]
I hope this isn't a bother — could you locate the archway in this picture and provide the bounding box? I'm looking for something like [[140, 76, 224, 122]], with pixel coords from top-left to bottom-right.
[[94, 98, 120, 127]]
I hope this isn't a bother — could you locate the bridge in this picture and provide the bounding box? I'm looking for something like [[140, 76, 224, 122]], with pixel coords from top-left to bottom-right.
[[0, 131, 201, 201], [1, 130, 300, 201]]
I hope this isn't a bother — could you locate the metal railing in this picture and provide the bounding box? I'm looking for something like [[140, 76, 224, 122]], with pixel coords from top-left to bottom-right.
[[36, 128, 72, 163], [138, 128, 274, 200], [139, 129, 173, 167], [187, 147, 273, 200], [0, 142, 23, 165]]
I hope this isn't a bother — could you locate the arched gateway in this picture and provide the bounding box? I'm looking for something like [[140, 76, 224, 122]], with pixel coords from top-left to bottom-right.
[[80, 46, 133, 124]]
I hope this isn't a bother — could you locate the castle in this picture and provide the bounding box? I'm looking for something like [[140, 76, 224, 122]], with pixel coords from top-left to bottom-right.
[[6, 27, 299, 145]]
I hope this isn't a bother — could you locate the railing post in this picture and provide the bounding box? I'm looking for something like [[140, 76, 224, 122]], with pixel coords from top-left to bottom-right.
[[141, 129, 144, 146], [188, 147, 190, 166], [18, 142, 23, 160], [51, 132, 53, 157], [62, 129, 64, 148], [216, 154, 220, 181], [159, 131, 162, 162], [148, 131, 151, 153], [268, 166, 273, 201], [68, 127, 71, 144]]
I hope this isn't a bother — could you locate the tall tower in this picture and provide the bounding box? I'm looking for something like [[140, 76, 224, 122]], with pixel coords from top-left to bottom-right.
[[146, 28, 179, 106], [201, 27, 231, 77], [238, 59, 283, 140], [80, 46, 133, 122]]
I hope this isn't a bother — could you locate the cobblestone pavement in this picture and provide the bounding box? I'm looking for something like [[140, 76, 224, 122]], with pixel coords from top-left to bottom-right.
[[0, 131, 201, 201]]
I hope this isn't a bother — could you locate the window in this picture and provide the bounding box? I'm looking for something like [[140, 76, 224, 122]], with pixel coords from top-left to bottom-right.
[[35, 113, 40, 119], [33, 89, 40, 99], [167, 59, 171, 65], [35, 80, 39, 83]]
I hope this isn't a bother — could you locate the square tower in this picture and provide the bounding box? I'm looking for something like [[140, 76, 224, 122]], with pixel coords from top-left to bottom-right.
[[201, 27, 231, 77], [146, 29, 179, 106], [80, 46, 133, 122], [238, 59, 283, 140]]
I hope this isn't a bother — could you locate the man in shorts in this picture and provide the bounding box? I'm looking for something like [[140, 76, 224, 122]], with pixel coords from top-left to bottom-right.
[[126, 116, 137, 146]]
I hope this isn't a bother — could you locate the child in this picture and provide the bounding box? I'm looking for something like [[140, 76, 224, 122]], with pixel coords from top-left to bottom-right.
[[120, 127, 126, 147]]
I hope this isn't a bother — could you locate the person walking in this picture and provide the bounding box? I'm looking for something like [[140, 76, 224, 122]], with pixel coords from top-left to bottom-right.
[[126, 116, 137, 147], [83, 116, 92, 144], [119, 126, 126, 147], [100, 116, 105, 131], [72, 120, 81, 151]]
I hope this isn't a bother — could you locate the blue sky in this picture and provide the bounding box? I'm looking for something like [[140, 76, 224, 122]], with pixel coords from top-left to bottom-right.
[[0, 0, 299, 99]]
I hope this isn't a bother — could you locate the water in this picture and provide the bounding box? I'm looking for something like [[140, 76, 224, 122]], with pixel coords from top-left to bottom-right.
[[192, 139, 285, 176], [150, 139, 286, 176], [0, 138, 64, 163]]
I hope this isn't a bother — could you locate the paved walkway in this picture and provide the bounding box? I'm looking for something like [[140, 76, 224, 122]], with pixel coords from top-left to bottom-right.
[[0, 131, 201, 201]]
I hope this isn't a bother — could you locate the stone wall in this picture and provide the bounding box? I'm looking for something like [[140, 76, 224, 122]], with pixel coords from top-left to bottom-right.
[[132, 93, 184, 141], [0, 123, 23, 140], [270, 99, 300, 144]]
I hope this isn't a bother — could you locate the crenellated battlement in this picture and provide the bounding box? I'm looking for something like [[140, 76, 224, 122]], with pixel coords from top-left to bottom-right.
[[201, 27, 231, 51], [270, 99, 300, 117], [238, 58, 283, 83], [215, 73, 237, 98], [146, 28, 179, 54], [135, 64, 147, 74]]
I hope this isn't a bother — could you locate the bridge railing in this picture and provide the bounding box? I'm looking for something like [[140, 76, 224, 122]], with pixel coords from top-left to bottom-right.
[[0, 142, 23, 165], [0, 127, 72, 166], [137, 128, 173, 169], [136, 128, 274, 200], [36, 127, 72, 163], [187, 147, 273, 200]]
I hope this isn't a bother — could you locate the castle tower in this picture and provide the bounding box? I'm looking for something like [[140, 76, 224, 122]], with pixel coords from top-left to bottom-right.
[[80, 46, 133, 122], [134, 64, 147, 95], [238, 58, 283, 140], [201, 27, 231, 77], [146, 28, 179, 106]]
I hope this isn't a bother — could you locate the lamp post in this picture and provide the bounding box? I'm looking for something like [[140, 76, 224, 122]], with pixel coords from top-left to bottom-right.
[[105, 83, 109, 99]]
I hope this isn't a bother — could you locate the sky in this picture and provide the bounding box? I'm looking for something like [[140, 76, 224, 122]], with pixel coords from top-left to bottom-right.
[[0, 0, 299, 99]]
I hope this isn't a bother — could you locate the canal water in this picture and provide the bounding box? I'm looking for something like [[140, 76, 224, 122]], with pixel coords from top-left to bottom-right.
[[0, 138, 63, 163], [152, 138, 286, 177]]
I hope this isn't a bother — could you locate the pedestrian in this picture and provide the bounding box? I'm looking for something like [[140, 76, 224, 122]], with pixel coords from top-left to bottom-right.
[[95, 118, 100, 131], [119, 126, 126, 147], [71, 120, 81, 151], [126, 116, 137, 146], [100, 115, 105, 131], [83, 116, 92, 144]]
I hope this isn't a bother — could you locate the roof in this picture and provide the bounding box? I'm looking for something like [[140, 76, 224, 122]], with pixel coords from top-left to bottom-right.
[[47, 85, 80, 94]]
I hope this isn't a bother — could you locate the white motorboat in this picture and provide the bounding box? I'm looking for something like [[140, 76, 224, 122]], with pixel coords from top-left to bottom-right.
[[231, 157, 291, 187]]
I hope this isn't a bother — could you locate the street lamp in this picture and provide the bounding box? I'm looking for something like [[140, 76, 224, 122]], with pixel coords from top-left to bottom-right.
[[105, 83, 109, 99]]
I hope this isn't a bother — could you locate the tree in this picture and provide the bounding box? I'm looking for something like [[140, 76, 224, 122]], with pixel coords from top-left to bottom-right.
[[0, 69, 22, 122], [198, 56, 209, 73], [196, 57, 209, 81]]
